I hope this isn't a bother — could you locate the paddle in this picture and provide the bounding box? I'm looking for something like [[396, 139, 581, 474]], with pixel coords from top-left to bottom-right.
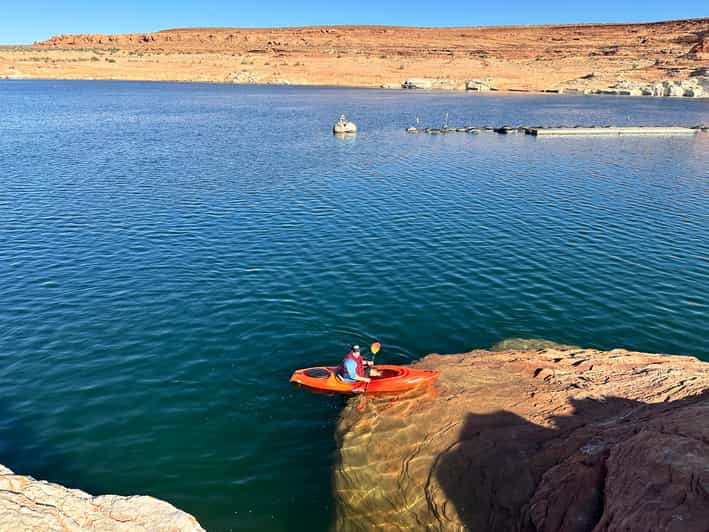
[[357, 341, 381, 411], [368, 342, 381, 376]]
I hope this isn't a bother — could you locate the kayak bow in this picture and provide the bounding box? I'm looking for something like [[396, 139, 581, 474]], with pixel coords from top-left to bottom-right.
[[289, 364, 439, 394]]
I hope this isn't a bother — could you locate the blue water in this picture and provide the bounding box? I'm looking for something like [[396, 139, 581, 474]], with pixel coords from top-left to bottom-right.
[[0, 81, 707, 531]]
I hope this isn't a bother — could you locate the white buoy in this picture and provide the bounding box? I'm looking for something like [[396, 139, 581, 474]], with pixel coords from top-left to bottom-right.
[[333, 114, 357, 134]]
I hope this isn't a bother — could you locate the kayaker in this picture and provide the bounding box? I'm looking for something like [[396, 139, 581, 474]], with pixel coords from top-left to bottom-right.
[[338, 345, 379, 384]]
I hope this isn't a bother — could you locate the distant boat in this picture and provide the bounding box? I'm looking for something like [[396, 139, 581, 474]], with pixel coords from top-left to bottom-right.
[[333, 114, 357, 134]]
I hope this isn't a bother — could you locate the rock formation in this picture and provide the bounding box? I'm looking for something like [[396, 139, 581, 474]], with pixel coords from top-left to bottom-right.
[[401, 78, 434, 89], [465, 78, 496, 92], [1, 18, 705, 93], [0, 465, 204, 531], [334, 345, 709, 531], [594, 77, 709, 97], [690, 33, 708, 58]]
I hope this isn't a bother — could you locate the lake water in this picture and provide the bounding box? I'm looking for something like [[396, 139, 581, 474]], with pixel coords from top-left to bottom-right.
[[0, 81, 707, 531]]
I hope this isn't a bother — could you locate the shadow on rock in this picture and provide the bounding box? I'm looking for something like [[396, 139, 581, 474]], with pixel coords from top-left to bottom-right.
[[434, 392, 709, 532]]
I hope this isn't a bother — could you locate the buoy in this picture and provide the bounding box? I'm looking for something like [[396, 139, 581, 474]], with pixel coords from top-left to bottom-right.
[[333, 114, 357, 134]]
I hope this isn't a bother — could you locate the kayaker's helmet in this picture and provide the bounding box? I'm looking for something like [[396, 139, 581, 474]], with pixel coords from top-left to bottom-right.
[[351, 345, 361, 354]]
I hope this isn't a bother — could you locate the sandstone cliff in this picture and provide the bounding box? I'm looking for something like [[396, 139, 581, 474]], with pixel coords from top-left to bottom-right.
[[335, 344, 709, 531], [0, 465, 204, 531], [1, 19, 706, 93]]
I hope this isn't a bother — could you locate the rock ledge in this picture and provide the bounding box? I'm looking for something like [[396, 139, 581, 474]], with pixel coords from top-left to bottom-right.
[[0, 465, 204, 531], [335, 346, 709, 531]]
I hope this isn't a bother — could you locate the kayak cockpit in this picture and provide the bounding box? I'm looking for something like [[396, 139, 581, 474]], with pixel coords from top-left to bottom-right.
[[370, 367, 405, 380]]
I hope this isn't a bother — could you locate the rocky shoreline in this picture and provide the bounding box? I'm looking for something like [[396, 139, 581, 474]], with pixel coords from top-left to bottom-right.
[[335, 343, 709, 531], [397, 74, 709, 98], [1, 19, 707, 96], [0, 465, 204, 531]]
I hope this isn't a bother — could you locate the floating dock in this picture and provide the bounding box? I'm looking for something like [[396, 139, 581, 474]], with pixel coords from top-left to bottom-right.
[[406, 126, 706, 136], [406, 126, 480, 134], [527, 127, 698, 136]]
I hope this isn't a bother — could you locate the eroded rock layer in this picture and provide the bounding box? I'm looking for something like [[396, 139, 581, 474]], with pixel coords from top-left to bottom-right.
[[0, 465, 205, 531], [1, 19, 706, 93], [334, 346, 709, 531]]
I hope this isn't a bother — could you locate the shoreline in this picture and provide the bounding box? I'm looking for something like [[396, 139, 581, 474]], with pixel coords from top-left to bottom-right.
[[2, 76, 708, 101], [1, 18, 705, 97]]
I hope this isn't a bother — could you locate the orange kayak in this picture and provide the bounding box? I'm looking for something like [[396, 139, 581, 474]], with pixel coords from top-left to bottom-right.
[[289, 364, 439, 394]]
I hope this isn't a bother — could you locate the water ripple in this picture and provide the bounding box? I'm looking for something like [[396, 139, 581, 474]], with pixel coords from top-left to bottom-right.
[[0, 81, 707, 531]]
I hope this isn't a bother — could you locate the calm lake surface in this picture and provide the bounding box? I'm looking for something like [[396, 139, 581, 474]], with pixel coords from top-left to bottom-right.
[[0, 81, 707, 531]]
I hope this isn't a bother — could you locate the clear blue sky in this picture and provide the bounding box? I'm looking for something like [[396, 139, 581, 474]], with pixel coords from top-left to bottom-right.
[[1, 0, 707, 44]]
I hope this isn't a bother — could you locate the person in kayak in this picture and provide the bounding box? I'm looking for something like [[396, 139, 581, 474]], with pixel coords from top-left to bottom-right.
[[338, 344, 380, 384]]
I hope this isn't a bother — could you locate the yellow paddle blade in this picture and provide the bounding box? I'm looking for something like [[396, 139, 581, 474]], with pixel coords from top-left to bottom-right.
[[370, 342, 381, 355]]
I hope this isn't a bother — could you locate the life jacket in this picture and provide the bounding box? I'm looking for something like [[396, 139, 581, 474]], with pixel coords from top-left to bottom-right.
[[338, 351, 364, 380]]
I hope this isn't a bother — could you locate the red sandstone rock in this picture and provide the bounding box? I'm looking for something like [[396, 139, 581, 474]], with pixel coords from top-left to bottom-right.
[[13, 19, 707, 92], [334, 346, 709, 531], [691, 37, 708, 58]]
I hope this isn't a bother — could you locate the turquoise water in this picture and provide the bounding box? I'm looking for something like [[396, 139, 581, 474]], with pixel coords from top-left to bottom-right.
[[0, 81, 707, 531]]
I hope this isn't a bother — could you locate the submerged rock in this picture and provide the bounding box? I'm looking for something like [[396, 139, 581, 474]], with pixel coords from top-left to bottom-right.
[[489, 337, 578, 352], [334, 346, 709, 531], [0, 466, 204, 531]]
